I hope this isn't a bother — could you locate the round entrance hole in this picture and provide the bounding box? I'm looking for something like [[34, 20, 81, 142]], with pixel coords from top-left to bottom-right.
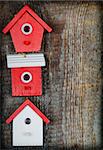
[[24, 25, 30, 33], [21, 23, 33, 35], [21, 72, 32, 83], [25, 118, 31, 125], [23, 74, 30, 81]]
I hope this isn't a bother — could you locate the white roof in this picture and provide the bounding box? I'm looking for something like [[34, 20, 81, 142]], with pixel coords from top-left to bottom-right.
[[7, 53, 46, 68]]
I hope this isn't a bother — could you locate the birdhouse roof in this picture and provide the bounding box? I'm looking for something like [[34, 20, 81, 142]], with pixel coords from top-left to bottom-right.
[[6, 99, 50, 124], [7, 53, 46, 68], [2, 5, 52, 34]]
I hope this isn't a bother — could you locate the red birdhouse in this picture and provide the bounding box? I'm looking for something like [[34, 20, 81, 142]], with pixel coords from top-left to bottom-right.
[[7, 54, 45, 96], [2, 5, 52, 53]]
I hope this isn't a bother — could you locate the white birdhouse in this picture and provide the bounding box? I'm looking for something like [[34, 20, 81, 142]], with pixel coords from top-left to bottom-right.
[[6, 99, 50, 146]]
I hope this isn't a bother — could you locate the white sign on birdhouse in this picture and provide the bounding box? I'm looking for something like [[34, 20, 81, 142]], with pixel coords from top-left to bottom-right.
[[6, 99, 50, 146]]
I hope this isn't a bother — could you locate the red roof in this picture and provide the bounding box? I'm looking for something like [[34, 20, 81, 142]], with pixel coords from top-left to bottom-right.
[[6, 99, 50, 124], [2, 5, 52, 34]]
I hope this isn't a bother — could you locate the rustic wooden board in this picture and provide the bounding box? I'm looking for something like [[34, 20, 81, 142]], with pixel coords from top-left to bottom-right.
[[0, 1, 103, 150]]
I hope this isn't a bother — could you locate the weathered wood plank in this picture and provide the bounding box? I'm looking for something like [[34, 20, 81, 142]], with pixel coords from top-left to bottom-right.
[[0, 1, 102, 149]]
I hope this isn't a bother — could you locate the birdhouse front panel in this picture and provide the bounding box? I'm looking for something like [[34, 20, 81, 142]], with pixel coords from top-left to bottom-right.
[[13, 105, 43, 146], [10, 12, 44, 52], [11, 67, 42, 96]]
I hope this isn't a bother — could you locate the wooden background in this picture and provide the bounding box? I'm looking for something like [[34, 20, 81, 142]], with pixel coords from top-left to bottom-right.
[[0, 1, 103, 150]]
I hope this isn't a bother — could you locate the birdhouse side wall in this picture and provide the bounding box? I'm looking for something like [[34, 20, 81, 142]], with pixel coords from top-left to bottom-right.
[[11, 67, 42, 96], [10, 12, 44, 52], [13, 106, 43, 146]]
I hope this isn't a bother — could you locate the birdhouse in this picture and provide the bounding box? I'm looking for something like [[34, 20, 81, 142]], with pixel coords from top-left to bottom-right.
[[7, 53, 45, 96], [2, 5, 52, 53], [6, 99, 50, 146]]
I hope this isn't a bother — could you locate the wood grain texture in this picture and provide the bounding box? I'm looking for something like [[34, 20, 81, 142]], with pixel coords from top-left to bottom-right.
[[0, 1, 103, 150]]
